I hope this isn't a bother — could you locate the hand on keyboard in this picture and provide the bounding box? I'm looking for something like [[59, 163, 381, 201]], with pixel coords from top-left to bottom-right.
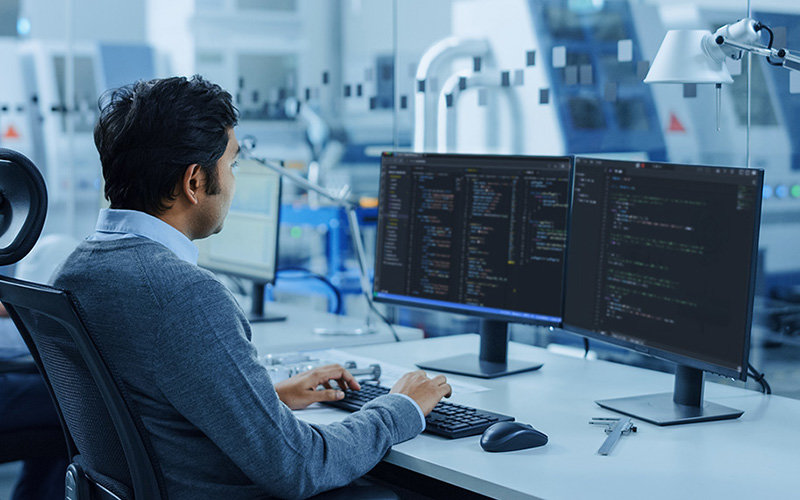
[[390, 370, 452, 415], [323, 382, 515, 439], [275, 364, 362, 410]]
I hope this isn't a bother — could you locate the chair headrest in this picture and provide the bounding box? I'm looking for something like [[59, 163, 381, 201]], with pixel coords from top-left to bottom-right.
[[0, 148, 48, 266]]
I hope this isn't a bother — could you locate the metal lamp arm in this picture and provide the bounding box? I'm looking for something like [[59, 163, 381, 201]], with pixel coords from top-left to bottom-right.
[[714, 19, 800, 72], [243, 153, 354, 208], [243, 150, 379, 316]]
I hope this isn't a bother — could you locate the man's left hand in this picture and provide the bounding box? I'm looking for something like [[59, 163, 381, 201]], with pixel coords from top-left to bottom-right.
[[274, 364, 362, 410]]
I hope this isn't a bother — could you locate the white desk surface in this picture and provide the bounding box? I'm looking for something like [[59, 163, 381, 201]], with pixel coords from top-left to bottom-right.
[[247, 302, 423, 354], [293, 334, 800, 500]]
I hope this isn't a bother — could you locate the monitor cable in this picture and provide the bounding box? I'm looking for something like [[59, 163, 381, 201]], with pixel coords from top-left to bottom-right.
[[747, 362, 772, 394], [366, 294, 401, 343], [276, 267, 343, 315]]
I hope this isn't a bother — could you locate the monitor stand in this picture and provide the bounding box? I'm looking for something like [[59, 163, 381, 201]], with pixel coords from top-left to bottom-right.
[[595, 365, 744, 426], [416, 319, 544, 379], [248, 282, 287, 323]]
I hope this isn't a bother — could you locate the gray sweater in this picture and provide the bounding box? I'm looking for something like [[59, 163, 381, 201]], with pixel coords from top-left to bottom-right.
[[53, 237, 423, 499]]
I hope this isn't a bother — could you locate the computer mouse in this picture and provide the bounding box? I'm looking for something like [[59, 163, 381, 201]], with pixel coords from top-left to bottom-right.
[[480, 421, 548, 452]]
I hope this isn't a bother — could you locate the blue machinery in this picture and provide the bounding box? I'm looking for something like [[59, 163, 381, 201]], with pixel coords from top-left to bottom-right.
[[275, 204, 376, 313]]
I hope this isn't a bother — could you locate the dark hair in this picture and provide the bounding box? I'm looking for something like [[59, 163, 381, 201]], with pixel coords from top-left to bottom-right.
[[94, 75, 238, 215]]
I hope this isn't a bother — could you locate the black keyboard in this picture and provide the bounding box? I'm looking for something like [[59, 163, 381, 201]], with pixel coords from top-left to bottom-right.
[[323, 383, 514, 439]]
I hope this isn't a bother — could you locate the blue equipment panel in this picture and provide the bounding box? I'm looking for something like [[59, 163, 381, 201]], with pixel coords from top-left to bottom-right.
[[529, 0, 666, 160]]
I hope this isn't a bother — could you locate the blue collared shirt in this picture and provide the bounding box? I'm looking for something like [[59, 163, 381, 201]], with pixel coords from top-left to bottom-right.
[[89, 208, 199, 265]]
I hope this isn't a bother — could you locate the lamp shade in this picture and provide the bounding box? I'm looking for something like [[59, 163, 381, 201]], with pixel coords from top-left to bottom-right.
[[644, 30, 733, 84]]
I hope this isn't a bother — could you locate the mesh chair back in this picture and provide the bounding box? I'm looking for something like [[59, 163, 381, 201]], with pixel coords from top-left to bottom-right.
[[0, 276, 164, 499]]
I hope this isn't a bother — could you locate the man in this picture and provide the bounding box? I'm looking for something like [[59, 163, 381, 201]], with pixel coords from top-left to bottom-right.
[[53, 76, 451, 499]]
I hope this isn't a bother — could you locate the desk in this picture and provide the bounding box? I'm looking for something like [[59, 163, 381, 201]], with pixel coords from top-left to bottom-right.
[[247, 302, 423, 354], [294, 334, 800, 499]]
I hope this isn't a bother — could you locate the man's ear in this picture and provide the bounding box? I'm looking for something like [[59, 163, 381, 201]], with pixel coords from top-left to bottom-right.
[[181, 164, 203, 205]]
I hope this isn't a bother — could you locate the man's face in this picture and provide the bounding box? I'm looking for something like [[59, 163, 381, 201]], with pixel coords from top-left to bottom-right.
[[195, 128, 238, 238]]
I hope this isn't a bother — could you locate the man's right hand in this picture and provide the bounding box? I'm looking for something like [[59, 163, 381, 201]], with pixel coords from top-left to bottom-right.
[[390, 370, 452, 415]]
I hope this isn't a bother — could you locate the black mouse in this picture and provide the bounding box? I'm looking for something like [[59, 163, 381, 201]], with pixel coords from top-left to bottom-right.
[[480, 421, 548, 452]]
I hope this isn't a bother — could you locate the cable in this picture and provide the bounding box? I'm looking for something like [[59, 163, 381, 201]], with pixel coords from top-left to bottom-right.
[[747, 362, 772, 394], [366, 293, 401, 342], [276, 267, 343, 315], [583, 337, 590, 358], [756, 23, 784, 66]]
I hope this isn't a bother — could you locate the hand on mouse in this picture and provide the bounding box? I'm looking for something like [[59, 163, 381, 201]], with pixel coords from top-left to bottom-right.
[[390, 370, 452, 415], [274, 364, 361, 410]]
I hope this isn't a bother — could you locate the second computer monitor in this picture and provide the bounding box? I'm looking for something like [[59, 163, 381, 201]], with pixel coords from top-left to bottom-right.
[[563, 157, 763, 424], [374, 152, 571, 377]]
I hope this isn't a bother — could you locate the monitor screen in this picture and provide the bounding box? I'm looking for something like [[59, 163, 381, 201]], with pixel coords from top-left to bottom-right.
[[563, 157, 763, 379], [374, 152, 571, 325], [196, 158, 281, 284]]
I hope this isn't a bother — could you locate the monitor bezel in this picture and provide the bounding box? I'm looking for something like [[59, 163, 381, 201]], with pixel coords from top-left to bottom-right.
[[197, 171, 283, 286], [373, 151, 574, 328], [561, 157, 763, 381]]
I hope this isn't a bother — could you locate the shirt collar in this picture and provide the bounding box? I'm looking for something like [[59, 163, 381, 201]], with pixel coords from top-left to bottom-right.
[[93, 208, 199, 265]]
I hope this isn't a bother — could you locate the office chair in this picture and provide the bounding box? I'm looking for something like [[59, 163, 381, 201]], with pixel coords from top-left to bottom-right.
[[0, 354, 68, 464], [0, 148, 165, 499]]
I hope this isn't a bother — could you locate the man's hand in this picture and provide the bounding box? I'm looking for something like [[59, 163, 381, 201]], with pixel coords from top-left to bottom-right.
[[390, 370, 452, 415], [274, 364, 361, 410]]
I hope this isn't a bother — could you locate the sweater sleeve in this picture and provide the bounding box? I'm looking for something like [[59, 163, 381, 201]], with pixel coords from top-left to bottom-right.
[[153, 279, 422, 499]]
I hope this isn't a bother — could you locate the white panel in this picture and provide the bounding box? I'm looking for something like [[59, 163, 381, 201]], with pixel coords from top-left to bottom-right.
[[617, 39, 633, 62], [552, 46, 566, 68]]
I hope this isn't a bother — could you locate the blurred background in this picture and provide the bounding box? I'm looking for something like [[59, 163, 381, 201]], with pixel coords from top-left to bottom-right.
[[0, 0, 799, 396]]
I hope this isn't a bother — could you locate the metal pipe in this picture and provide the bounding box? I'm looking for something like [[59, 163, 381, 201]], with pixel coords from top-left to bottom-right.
[[437, 72, 525, 154], [413, 37, 491, 152]]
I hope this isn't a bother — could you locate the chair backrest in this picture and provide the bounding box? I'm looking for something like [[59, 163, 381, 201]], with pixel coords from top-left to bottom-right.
[[0, 148, 47, 266], [0, 149, 165, 499]]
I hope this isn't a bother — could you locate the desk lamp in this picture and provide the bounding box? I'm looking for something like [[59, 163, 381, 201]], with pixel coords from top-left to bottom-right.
[[645, 18, 800, 128], [240, 139, 395, 339], [646, 18, 800, 83]]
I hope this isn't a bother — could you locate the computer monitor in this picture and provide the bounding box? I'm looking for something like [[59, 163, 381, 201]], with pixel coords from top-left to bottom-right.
[[374, 152, 572, 378], [196, 158, 286, 322], [563, 157, 763, 425]]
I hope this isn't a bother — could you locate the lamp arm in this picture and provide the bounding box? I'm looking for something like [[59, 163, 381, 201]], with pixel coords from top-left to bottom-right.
[[244, 153, 354, 207], [346, 206, 376, 307], [778, 50, 800, 72], [718, 37, 776, 59], [243, 148, 384, 329], [715, 19, 800, 73]]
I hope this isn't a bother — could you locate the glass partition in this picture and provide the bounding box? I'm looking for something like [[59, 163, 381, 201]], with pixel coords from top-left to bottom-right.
[[5, 0, 799, 338]]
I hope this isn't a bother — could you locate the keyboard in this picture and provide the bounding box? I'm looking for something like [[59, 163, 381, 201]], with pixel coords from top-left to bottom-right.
[[323, 383, 514, 439]]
